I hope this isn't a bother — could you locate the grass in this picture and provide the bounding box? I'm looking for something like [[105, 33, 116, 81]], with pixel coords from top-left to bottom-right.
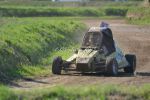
[[7, 65, 50, 79], [0, 17, 85, 81], [0, 85, 17, 100], [0, 84, 150, 100], [0, 0, 142, 7], [41, 44, 80, 65], [0, 6, 128, 17], [127, 7, 150, 25]]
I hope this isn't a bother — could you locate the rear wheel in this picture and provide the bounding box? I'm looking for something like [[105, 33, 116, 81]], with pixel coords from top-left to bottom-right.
[[107, 59, 118, 76], [124, 54, 136, 74], [52, 56, 63, 75]]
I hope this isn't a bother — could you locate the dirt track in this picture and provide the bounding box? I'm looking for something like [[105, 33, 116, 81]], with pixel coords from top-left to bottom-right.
[[12, 19, 150, 89]]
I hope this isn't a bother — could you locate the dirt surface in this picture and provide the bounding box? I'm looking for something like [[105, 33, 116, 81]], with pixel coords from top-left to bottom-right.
[[11, 19, 150, 89]]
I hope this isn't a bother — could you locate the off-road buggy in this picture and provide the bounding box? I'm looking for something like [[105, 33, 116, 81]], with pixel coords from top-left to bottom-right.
[[52, 26, 136, 76]]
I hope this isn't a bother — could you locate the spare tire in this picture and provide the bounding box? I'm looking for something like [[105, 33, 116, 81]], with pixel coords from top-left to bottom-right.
[[124, 54, 136, 74], [52, 56, 63, 75]]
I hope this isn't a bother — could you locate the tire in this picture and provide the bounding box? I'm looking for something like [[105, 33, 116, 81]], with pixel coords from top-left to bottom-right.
[[52, 56, 63, 75], [107, 59, 118, 76], [124, 54, 136, 74]]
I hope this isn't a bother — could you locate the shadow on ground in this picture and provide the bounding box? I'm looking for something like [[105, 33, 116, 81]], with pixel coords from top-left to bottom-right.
[[136, 72, 150, 76], [62, 71, 150, 77]]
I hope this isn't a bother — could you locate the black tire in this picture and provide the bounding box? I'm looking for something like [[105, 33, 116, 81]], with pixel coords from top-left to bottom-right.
[[107, 59, 118, 76], [124, 54, 136, 74], [52, 56, 63, 75]]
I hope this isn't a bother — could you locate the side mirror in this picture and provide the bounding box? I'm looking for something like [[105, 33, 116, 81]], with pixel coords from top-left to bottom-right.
[[74, 49, 78, 54]]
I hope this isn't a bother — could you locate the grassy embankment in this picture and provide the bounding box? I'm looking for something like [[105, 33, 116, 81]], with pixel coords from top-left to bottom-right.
[[0, 0, 142, 18], [0, 84, 150, 100], [0, 0, 142, 7], [0, 6, 128, 17], [1, 1, 149, 25], [0, 18, 85, 81], [127, 7, 150, 25]]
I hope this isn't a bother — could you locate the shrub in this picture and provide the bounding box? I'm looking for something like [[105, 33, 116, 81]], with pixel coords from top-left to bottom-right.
[[0, 6, 128, 17], [105, 7, 128, 16]]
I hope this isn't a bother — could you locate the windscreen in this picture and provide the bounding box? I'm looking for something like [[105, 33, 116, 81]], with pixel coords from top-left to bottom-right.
[[82, 32, 102, 48]]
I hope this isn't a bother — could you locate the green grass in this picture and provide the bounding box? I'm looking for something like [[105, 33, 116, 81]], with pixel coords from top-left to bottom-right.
[[7, 65, 50, 79], [0, 17, 85, 81], [127, 7, 150, 25], [0, 84, 150, 100], [0, 0, 142, 7], [41, 44, 80, 65], [0, 6, 128, 17], [0, 85, 17, 100]]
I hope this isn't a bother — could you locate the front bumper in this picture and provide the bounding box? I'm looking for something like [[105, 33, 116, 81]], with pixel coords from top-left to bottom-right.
[[76, 63, 90, 72]]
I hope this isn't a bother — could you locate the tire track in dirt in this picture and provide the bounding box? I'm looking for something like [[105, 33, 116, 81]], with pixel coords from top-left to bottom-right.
[[12, 19, 150, 89]]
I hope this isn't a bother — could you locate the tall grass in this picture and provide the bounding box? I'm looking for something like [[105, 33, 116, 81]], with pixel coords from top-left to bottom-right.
[[0, 85, 17, 100], [0, 6, 128, 17], [0, 0, 142, 7], [127, 7, 150, 25], [0, 18, 85, 81], [0, 84, 149, 100]]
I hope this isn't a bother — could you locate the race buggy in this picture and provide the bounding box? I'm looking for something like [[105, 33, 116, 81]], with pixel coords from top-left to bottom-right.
[[52, 23, 136, 76]]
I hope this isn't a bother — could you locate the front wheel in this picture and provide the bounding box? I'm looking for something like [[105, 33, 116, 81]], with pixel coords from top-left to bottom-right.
[[107, 59, 118, 76], [52, 56, 63, 75]]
